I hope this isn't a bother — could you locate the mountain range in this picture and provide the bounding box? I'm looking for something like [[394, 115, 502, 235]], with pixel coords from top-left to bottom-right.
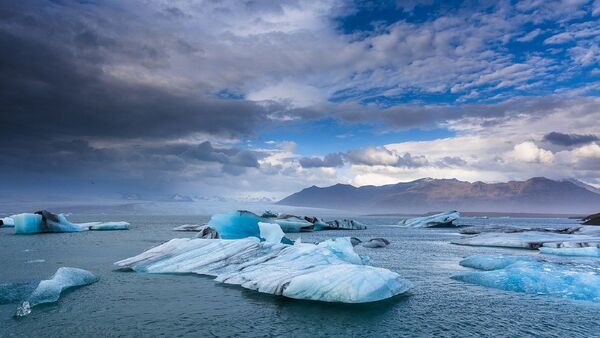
[[277, 177, 600, 214]]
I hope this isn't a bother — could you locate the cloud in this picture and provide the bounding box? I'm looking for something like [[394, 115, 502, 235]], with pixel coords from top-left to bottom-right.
[[543, 132, 599, 146], [512, 142, 555, 164], [299, 153, 344, 168]]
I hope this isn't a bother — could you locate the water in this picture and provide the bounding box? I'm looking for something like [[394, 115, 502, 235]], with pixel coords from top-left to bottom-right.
[[1, 215, 599, 337]]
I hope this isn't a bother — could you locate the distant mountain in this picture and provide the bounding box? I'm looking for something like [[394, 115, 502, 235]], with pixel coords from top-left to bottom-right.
[[277, 177, 600, 214]]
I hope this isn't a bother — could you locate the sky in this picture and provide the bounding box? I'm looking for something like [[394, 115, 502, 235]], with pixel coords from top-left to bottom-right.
[[0, 0, 599, 201]]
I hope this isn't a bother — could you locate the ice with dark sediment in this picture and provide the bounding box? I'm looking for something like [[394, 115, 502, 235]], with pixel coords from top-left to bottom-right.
[[173, 224, 207, 231], [1, 215, 15, 227], [453, 254, 600, 302], [115, 235, 411, 303], [12, 210, 129, 234], [14, 267, 99, 317], [399, 211, 460, 228], [362, 238, 390, 248]]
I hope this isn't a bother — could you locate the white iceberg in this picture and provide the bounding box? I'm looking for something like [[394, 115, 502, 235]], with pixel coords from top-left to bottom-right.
[[399, 211, 460, 228], [258, 222, 285, 244], [362, 238, 390, 248], [13, 211, 129, 234], [15, 267, 99, 317], [539, 247, 600, 257], [453, 255, 600, 302], [452, 231, 600, 249], [172, 224, 206, 231], [1, 216, 15, 227], [115, 236, 411, 303]]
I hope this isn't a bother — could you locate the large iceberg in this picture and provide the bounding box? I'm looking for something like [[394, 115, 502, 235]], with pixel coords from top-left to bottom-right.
[[452, 231, 600, 249], [115, 236, 411, 303], [453, 255, 600, 302], [399, 211, 460, 228], [15, 267, 99, 317], [13, 210, 129, 234]]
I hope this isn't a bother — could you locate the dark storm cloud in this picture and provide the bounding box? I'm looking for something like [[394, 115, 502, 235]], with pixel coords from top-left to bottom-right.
[[0, 1, 279, 144], [298, 153, 344, 168], [543, 132, 599, 147]]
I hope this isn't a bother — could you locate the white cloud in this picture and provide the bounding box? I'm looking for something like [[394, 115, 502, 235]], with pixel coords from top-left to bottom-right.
[[512, 141, 555, 164]]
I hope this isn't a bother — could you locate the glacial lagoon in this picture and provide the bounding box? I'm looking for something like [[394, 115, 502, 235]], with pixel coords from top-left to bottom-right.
[[1, 214, 599, 337]]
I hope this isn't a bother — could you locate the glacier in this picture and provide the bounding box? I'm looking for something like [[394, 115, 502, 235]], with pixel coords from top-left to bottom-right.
[[399, 211, 461, 228], [15, 267, 99, 317], [115, 236, 411, 303], [453, 254, 600, 302], [12, 211, 129, 234]]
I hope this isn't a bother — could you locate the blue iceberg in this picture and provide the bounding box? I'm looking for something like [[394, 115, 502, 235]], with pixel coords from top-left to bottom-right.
[[453, 254, 600, 302], [15, 267, 99, 317], [540, 247, 600, 257], [115, 236, 411, 303], [459, 254, 538, 271], [399, 211, 460, 228], [12, 211, 129, 234]]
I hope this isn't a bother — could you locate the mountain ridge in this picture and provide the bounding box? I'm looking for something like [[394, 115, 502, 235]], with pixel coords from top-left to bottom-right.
[[277, 177, 600, 214]]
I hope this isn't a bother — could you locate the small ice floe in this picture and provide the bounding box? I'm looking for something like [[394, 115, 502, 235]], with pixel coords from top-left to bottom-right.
[[539, 247, 600, 257], [399, 211, 460, 228], [321, 218, 367, 230], [453, 254, 600, 302], [1, 216, 15, 227], [195, 225, 220, 239], [452, 231, 600, 250], [14, 267, 99, 317], [172, 224, 206, 232], [26, 259, 46, 264], [12, 210, 129, 234], [115, 234, 411, 303], [362, 238, 390, 248]]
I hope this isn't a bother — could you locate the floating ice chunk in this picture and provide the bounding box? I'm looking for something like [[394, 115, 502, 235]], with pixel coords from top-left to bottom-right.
[[350, 237, 362, 246], [258, 222, 285, 244], [1, 216, 15, 227], [15, 267, 98, 317], [400, 211, 460, 228], [452, 231, 600, 249], [172, 224, 206, 231], [453, 255, 600, 302], [362, 238, 390, 248], [540, 247, 600, 257], [459, 254, 537, 271], [323, 219, 367, 230], [195, 225, 220, 239], [270, 215, 314, 232], [261, 210, 279, 218], [26, 259, 46, 264], [88, 221, 129, 231], [208, 211, 265, 239], [13, 211, 128, 234], [315, 237, 364, 264], [115, 237, 411, 303]]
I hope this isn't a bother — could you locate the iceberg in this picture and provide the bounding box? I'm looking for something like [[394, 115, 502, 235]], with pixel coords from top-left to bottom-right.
[[115, 237, 411, 303], [12, 210, 129, 234], [258, 222, 285, 244], [453, 255, 600, 302], [15, 267, 99, 317], [362, 238, 390, 248], [459, 254, 537, 271], [399, 211, 460, 228], [195, 225, 220, 239], [452, 231, 600, 249], [1, 216, 15, 227], [173, 224, 206, 231], [87, 221, 129, 231], [322, 218, 367, 230], [539, 247, 600, 257]]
